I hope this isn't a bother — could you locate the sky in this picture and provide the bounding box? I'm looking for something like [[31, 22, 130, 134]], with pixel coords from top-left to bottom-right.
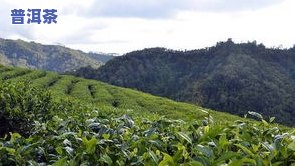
[[0, 0, 295, 54]]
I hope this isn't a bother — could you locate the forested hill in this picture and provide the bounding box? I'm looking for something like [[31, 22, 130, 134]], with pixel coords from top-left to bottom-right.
[[74, 39, 295, 126], [0, 38, 114, 72]]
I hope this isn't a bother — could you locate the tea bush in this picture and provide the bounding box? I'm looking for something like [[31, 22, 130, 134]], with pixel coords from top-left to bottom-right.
[[0, 82, 294, 165]]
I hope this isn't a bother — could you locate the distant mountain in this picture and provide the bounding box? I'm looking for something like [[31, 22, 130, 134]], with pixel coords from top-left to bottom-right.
[[87, 52, 117, 63], [0, 38, 114, 72], [73, 39, 295, 126]]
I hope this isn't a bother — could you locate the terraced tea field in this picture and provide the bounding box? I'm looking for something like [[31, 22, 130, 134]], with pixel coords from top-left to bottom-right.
[[0, 65, 244, 122]]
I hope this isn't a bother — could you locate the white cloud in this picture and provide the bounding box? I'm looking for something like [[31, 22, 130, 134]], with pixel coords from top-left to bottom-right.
[[187, 0, 284, 12], [0, 0, 294, 54], [79, 0, 284, 18]]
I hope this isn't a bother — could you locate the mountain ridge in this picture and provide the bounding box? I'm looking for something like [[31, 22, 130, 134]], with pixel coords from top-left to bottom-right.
[[0, 38, 114, 72], [73, 39, 295, 126]]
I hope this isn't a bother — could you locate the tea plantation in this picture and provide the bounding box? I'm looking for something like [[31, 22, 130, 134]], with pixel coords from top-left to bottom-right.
[[0, 65, 294, 165]]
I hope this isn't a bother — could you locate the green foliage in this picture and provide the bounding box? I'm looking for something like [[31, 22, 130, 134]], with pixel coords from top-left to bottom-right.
[[0, 82, 294, 165], [76, 41, 295, 126], [0, 81, 53, 137]]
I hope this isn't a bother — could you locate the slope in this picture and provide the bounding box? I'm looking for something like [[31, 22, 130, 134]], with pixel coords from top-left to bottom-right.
[[0, 64, 247, 123]]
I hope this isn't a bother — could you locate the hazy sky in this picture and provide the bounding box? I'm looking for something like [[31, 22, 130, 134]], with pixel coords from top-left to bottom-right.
[[0, 0, 294, 54]]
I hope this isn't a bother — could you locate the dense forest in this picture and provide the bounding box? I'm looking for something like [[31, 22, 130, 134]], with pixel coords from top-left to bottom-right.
[[74, 39, 295, 126], [0, 38, 114, 72]]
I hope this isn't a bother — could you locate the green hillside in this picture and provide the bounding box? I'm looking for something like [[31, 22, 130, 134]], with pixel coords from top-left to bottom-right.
[[74, 40, 295, 126], [0, 38, 114, 73], [0, 65, 241, 122], [0, 65, 294, 165]]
